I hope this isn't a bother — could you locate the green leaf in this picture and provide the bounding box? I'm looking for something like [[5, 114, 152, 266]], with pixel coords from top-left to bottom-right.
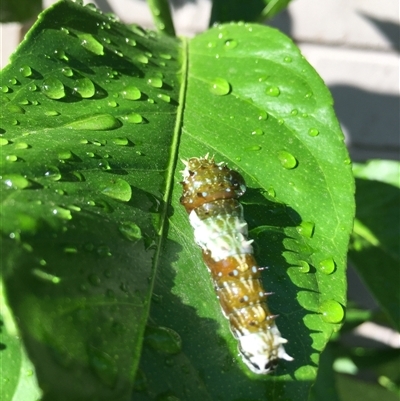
[[0, 1, 354, 399], [1, 1, 181, 400], [136, 22, 354, 400], [350, 160, 400, 330], [147, 0, 176, 36]]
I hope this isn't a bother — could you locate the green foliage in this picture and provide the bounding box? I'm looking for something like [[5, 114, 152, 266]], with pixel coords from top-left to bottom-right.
[[0, 0, 42, 23], [0, 0, 374, 400], [350, 160, 400, 330]]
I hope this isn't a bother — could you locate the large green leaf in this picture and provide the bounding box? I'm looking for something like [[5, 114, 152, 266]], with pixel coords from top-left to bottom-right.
[[350, 160, 400, 331], [0, 1, 354, 400]]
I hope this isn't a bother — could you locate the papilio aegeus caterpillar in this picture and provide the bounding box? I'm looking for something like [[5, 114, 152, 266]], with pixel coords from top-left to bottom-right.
[[180, 154, 293, 374]]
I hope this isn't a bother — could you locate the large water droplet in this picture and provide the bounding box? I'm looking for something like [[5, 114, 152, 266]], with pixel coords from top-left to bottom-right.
[[19, 65, 32, 77], [308, 128, 319, 137], [14, 142, 29, 149], [41, 78, 65, 99], [147, 77, 163, 88], [157, 93, 170, 103], [278, 151, 297, 169], [266, 86, 280, 97], [73, 77, 95, 98], [119, 222, 142, 242], [122, 112, 143, 124], [296, 221, 315, 238], [209, 78, 231, 96], [44, 110, 60, 116], [58, 150, 73, 160], [145, 326, 182, 354], [224, 39, 238, 49], [121, 86, 141, 100], [134, 54, 149, 64], [318, 258, 335, 275], [61, 66, 74, 77], [52, 206, 72, 220], [65, 114, 121, 130], [44, 165, 62, 181], [251, 128, 264, 136], [2, 174, 30, 189], [101, 178, 132, 202], [247, 145, 261, 151], [0, 138, 9, 146], [6, 155, 18, 162], [112, 137, 128, 146], [319, 300, 344, 323], [77, 33, 104, 55]]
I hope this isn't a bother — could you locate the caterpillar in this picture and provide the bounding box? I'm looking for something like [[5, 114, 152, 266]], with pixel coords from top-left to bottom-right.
[[180, 154, 293, 374]]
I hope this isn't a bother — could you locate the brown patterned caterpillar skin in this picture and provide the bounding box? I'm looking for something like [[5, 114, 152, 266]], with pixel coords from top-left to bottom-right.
[[180, 155, 293, 374]]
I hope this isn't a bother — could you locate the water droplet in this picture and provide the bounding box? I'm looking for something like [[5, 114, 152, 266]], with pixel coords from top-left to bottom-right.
[[122, 112, 143, 124], [291, 109, 298, 116], [7, 104, 25, 114], [112, 137, 128, 146], [147, 77, 163, 88], [73, 77, 95, 98], [305, 91, 313, 99], [101, 178, 132, 202], [19, 65, 32, 77], [247, 145, 261, 151], [41, 78, 65, 99], [32, 268, 61, 283], [6, 155, 18, 162], [87, 345, 118, 387], [65, 114, 121, 130], [88, 274, 101, 286], [0, 138, 9, 146], [53, 48, 68, 61], [267, 187, 275, 197], [318, 258, 335, 275], [224, 39, 238, 49], [108, 100, 118, 107], [58, 150, 73, 160], [125, 37, 136, 46], [251, 128, 264, 136], [2, 174, 30, 189], [319, 300, 344, 323], [157, 93, 170, 103], [145, 326, 182, 354], [121, 86, 141, 100], [308, 128, 319, 137], [284, 56, 292, 63], [8, 77, 17, 85], [344, 157, 351, 165], [266, 86, 280, 97], [209, 78, 231, 96], [258, 111, 268, 120], [296, 221, 315, 238], [44, 110, 60, 116], [278, 151, 297, 169], [77, 33, 104, 55], [64, 246, 78, 254], [134, 54, 149, 64], [44, 166, 62, 181], [14, 142, 29, 149], [297, 260, 310, 273], [98, 160, 111, 170], [119, 222, 142, 242], [52, 206, 72, 220]]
